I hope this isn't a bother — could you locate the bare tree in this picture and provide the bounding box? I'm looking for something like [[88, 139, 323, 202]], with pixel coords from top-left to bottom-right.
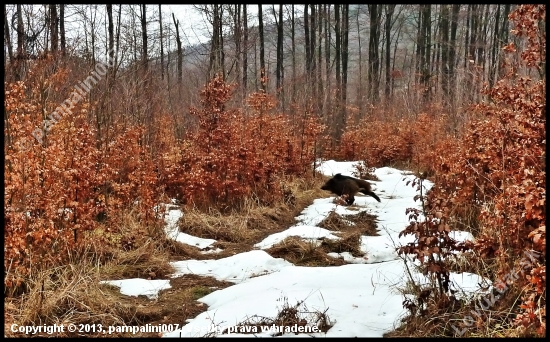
[[273, 5, 283, 100], [368, 4, 381, 103], [310, 4, 317, 97], [4, 5, 13, 62], [440, 5, 451, 106], [16, 4, 24, 61], [243, 5, 248, 97], [291, 5, 296, 103], [449, 4, 460, 105], [59, 4, 65, 55], [207, 5, 224, 80], [140, 4, 148, 72], [341, 4, 349, 107], [324, 5, 331, 111], [231, 5, 242, 96], [384, 5, 396, 101], [356, 5, 364, 110], [335, 4, 341, 100], [159, 5, 164, 80], [334, 4, 344, 141], [172, 12, 183, 88], [304, 4, 310, 84], [258, 5, 266, 91], [317, 4, 323, 112], [415, 4, 431, 102], [49, 4, 58, 52]]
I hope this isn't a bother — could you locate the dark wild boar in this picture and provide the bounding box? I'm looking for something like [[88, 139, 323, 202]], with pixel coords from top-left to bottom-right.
[[321, 173, 381, 205]]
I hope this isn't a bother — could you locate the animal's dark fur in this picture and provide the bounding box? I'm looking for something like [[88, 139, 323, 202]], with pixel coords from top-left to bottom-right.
[[321, 173, 381, 205]]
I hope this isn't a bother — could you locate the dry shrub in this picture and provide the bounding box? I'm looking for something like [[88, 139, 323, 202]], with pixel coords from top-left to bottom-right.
[[4, 63, 163, 291], [4, 70, 325, 293], [222, 296, 333, 336], [159, 75, 325, 210], [335, 112, 449, 177], [394, 5, 546, 337]]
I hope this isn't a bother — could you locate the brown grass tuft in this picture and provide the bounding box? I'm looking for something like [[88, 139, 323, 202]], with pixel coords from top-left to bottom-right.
[[321, 231, 362, 256], [221, 296, 333, 336], [265, 236, 346, 267], [318, 209, 378, 236]]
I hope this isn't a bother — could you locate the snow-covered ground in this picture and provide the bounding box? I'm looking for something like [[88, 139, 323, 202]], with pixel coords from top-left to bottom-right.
[[103, 160, 487, 337]]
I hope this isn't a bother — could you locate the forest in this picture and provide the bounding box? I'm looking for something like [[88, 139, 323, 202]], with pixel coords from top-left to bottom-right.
[[4, 4, 545, 337]]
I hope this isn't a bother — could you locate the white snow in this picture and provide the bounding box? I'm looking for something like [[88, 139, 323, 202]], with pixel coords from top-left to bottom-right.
[[254, 225, 340, 249], [160, 203, 217, 249], [170, 250, 294, 282], [100, 278, 171, 300], [103, 160, 485, 338]]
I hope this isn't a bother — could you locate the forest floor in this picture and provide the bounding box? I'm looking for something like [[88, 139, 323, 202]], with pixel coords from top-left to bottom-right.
[[5, 161, 485, 338]]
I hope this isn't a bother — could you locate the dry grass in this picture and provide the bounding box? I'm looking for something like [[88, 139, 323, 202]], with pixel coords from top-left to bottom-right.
[[5, 174, 332, 337], [318, 209, 379, 236], [4, 207, 235, 338], [265, 236, 347, 267], [321, 231, 363, 257], [221, 296, 333, 336], [265, 208, 379, 266], [176, 175, 329, 257], [385, 285, 531, 338]]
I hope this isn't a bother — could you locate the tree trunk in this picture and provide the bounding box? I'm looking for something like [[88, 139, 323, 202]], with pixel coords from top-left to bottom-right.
[[341, 5, 349, 107], [304, 4, 310, 84], [356, 6, 363, 110], [210, 5, 218, 77], [334, 4, 344, 141], [219, 6, 225, 79], [115, 5, 122, 80], [335, 4, 341, 98], [310, 4, 317, 99], [60, 5, 66, 56], [324, 5, 331, 112], [291, 5, 296, 103], [107, 5, 114, 62], [421, 4, 431, 102], [141, 5, 148, 72], [317, 4, 323, 114], [243, 5, 248, 97], [440, 5, 450, 105], [449, 5, 460, 104], [4, 5, 13, 62], [258, 5, 266, 91], [368, 4, 380, 103], [488, 4, 500, 88], [384, 5, 396, 101], [50, 5, 58, 52], [233, 5, 242, 97], [159, 5, 164, 80], [274, 5, 283, 97], [172, 13, 183, 89]]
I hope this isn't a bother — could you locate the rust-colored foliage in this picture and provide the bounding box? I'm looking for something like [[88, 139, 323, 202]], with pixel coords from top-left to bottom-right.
[[5, 66, 325, 290], [5, 62, 103, 287], [160, 75, 325, 209], [397, 5, 545, 335], [337, 111, 449, 173], [4, 58, 163, 290]]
